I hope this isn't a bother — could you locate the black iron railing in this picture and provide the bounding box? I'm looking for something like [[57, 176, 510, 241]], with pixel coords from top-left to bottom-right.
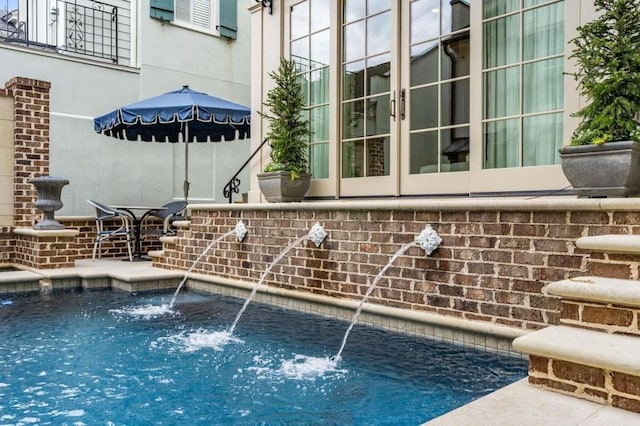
[[0, 0, 130, 64], [224, 138, 270, 203]]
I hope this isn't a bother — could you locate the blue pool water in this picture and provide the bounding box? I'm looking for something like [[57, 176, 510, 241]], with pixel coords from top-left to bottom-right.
[[0, 290, 526, 425]]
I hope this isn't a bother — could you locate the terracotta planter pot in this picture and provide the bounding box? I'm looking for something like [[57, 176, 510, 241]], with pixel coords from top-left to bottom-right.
[[559, 141, 640, 197], [257, 171, 311, 202]]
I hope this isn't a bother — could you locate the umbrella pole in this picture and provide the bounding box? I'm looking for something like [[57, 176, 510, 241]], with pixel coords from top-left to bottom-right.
[[184, 122, 190, 201]]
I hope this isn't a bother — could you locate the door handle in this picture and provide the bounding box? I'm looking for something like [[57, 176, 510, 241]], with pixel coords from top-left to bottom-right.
[[400, 88, 406, 120], [390, 90, 396, 120]]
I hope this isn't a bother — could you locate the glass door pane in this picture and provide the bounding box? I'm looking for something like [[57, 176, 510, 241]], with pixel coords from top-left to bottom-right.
[[291, 0, 331, 180], [341, 0, 394, 193], [407, 0, 470, 175]]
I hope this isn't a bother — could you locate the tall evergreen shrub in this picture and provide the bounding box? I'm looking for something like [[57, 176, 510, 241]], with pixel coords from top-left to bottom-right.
[[569, 0, 640, 145], [261, 57, 310, 176]]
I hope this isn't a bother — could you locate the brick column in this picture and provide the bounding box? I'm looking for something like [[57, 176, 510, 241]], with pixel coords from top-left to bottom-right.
[[5, 77, 51, 228]]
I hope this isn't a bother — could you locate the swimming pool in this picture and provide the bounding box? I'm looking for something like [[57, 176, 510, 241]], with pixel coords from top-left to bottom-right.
[[0, 290, 526, 425]]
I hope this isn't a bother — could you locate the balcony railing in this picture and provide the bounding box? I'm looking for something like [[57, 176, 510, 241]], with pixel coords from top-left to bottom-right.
[[0, 0, 130, 64]]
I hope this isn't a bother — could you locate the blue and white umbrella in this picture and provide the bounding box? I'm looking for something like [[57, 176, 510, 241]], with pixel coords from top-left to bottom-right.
[[94, 85, 251, 200]]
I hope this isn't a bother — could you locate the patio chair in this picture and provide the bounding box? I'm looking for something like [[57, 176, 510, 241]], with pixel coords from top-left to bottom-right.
[[87, 199, 133, 262], [143, 201, 187, 236]]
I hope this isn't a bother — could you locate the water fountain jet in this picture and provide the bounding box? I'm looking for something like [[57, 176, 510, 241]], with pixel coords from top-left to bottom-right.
[[227, 222, 327, 335], [168, 220, 248, 309], [333, 225, 442, 362]]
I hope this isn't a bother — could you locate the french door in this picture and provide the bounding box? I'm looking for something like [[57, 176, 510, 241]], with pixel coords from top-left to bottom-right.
[[399, 0, 472, 195], [339, 0, 472, 197], [285, 1, 568, 199], [338, 0, 399, 196]]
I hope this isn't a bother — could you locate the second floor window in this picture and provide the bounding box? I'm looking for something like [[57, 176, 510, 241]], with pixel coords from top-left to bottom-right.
[[175, 0, 217, 34]]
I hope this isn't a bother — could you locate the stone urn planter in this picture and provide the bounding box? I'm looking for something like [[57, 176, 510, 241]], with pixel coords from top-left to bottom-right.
[[257, 172, 311, 202], [30, 175, 69, 230], [559, 141, 640, 197]]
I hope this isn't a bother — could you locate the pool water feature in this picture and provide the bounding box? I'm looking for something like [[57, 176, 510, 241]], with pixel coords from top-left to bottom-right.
[[228, 222, 326, 335], [0, 290, 526, 425], [335, 225, 443, 361], [168, 220, 247, 309]]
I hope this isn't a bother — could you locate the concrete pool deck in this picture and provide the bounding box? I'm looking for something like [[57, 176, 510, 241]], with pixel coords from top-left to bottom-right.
[[2, 258, 639, 424], [426, 379, 639, 425]]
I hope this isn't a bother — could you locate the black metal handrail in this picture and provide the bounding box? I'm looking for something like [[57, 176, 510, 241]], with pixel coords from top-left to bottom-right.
[[224, 138, 270, 203]]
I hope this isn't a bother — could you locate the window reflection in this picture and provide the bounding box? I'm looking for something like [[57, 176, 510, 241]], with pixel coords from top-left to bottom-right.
[[310, 0, 330, 32], [440, 128, 469, 172], [410, 41, 439, 86], [409, 0, 470, 175], [367, 137, 390, 177], [343, 100, 365, 139], [368, 0, 390, 16], [411, 0, 439, 44], [441, 36, 469, 80], [310, 30, 330, 68], [367, 11, 391, 56], [341, 0, 392, 179], [441, 80, 470, 126], [367, 95, 390, 137], [410, 85, 438, 131], [367, 53, 390, 95], [344, 21, 365, 62], [291, 1, 309, 40], [343, 60, 365, 100], [344, 0, 365, 24], [442, 0, 470, 33], [409, 131, 438, 174], [290, 0, 330, 182], [291, 37, 310, 72]]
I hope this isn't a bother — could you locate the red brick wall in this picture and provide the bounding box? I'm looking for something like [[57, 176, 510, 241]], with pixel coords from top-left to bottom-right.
[[529, 356, 640, 413], [0, 226, 14, 261], [14, 233, 78, 268], [560, 300, 640, 336], [5, 77, 51, 228], [154, 205, 640, 331]]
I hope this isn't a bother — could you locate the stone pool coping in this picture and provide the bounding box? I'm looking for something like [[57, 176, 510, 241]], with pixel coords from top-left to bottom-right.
[[425, 378, 639, 425]]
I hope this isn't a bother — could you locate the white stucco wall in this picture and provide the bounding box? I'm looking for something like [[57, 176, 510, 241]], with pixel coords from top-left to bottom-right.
[[0, 0, 252, 215]]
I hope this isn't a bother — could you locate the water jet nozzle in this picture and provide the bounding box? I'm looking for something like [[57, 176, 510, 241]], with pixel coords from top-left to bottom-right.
[[308, 222, 327, 247], [416, 225, 442, 255], [235, 220, 248, 242]]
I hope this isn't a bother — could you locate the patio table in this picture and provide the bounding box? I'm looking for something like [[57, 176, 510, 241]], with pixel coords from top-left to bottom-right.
[[110, 205, 166, 261]]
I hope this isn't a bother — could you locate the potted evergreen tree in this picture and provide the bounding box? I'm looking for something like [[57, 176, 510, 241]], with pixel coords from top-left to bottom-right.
[[257, 57, 311, 202], [559, 0, 640, 197]]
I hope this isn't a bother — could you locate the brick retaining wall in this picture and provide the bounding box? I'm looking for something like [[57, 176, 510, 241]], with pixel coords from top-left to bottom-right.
[[529, 356, 640, 412], [153, 201, 640, 331]]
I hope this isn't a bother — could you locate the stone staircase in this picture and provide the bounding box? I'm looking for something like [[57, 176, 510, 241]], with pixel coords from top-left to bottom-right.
[[147, 220, 189, 261], [514, 235, 640, 414]]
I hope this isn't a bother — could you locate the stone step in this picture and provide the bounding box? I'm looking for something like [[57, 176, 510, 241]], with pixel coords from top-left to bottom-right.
[[159, 236, 178, 245], [546, 276, 640, 336], [513, 325, 640, 412], [576, 234, 640, 255], [546, 276, 640, 308], [147, 250, 164, 258], [514, 325, 640, 376]]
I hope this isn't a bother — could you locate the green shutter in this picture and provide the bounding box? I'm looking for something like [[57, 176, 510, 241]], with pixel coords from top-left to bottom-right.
[[219, 0, 237, 40], [151, 0, 174, 21]]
